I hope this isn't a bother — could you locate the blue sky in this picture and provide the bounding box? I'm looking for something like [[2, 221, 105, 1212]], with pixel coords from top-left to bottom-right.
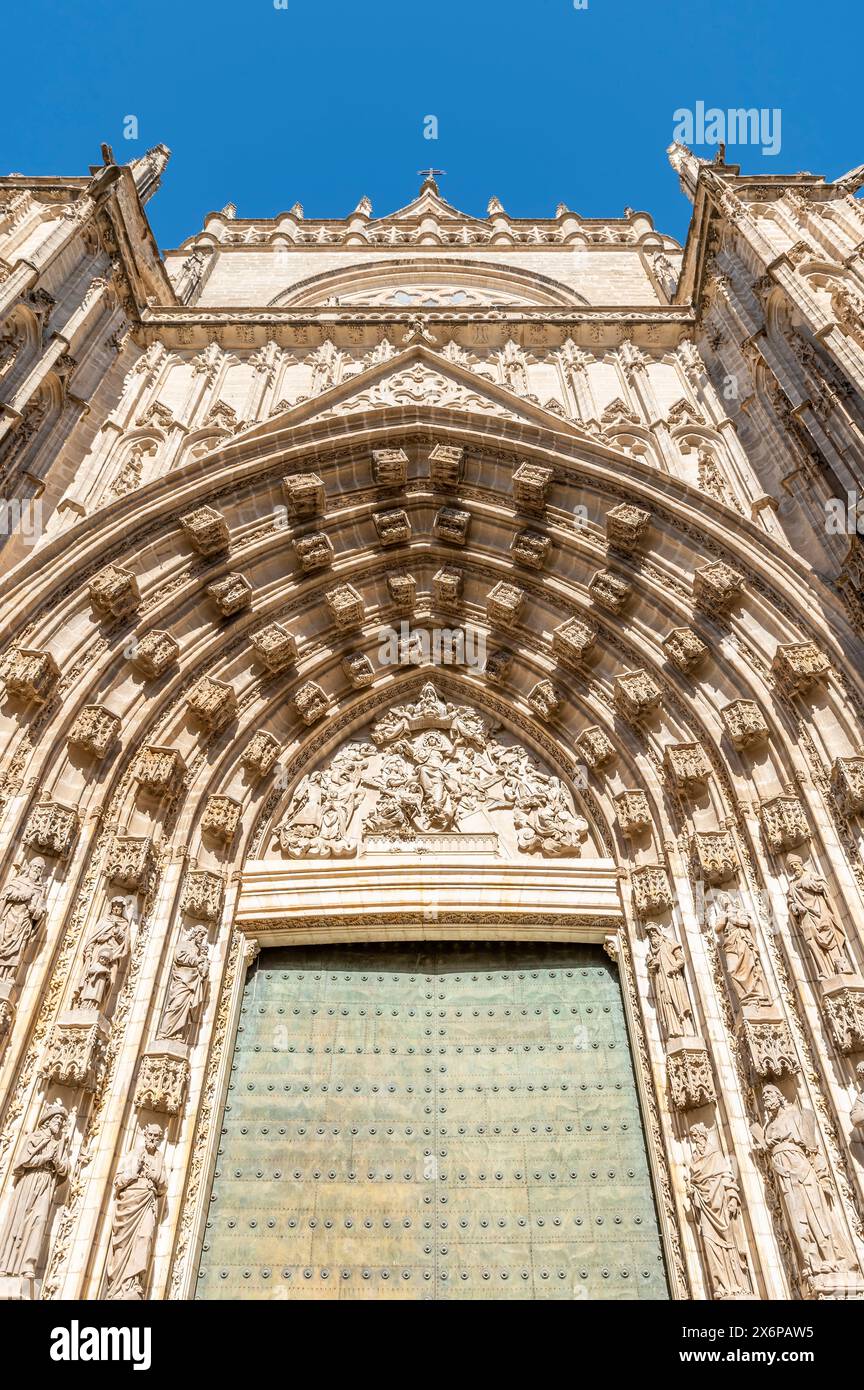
[[2, 0, 860, 249]]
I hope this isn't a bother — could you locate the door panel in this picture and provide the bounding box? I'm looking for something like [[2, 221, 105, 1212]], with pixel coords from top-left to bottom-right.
[[196, 942, 668, 1300]]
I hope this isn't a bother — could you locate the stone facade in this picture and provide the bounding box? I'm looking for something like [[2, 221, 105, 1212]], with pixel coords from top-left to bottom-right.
[[0, 147, 863, 1303]]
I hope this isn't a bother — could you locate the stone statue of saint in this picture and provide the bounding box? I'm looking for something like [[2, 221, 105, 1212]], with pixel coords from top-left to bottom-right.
[[645, 925, 694, 1038], [0, 857, 47, 982], [72, 896, 133, 1012], [0, 1102, 68, 1279], [850, 1061, 864, 1138], [105, 1124, 166, 1301], [785, 855, 854, 980], [714, 894, 771, 1007], [752, 1085, 850, 1279], [156, 926, 209, 1043], [684, 1123, 752, 1299]]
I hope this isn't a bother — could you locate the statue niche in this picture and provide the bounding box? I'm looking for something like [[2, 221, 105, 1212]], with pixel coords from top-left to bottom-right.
[[273, 682, 591, 859]]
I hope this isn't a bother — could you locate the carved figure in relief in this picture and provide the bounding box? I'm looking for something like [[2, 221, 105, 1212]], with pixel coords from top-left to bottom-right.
[[785, 855, 854, 980], [684, 1123, 752, 1298], [156, 926, 209, 1043], [850, 1061, 864, 1138], [278, 683, 589, 857], [752, 1086, 851, 1278], [713, 894, 771, 1007], [72, 896, 133, 1012], [0, 857, 47, 982], [645, 925, 694, 1038], [105, 1124, 166, 1301], [275, 741, 374, 855], [0, 1102, 68, 1278]]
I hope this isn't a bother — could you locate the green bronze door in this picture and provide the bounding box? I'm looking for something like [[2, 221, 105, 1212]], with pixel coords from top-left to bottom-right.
[[196, 942, 669, 1300]]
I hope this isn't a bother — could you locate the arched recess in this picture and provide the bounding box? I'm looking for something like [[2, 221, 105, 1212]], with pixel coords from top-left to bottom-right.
[[268, 258, 588, 309], [1, 354, 864, 1300]]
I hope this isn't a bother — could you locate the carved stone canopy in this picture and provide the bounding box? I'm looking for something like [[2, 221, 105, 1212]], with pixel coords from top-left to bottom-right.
[[271, 682, 595, 860]]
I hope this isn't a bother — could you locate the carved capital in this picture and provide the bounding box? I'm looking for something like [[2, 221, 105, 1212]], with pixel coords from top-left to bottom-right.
[[664, 741, 711, 791], [552, 617, 596, 666], [527, 679, 561, 721], [613, 669, 662, 721], [242, 730, 281, 777], [692, 830, 738, 885], [589, 569, 631, 613], [605, 502, 651, 552], [134, 744, 186, 794], [282, 472, 325, 517], [4, 648, 60, 703], [630, 864, 673, 917], [181, 869, 224, 921], [662, 627, 708, 675], [832, 756, 864, 816], [25, 800, 79, 859], [693, 561, 744, 612], [106, 835, 153, 890], [433, 505, 471, 546], [512, 461, 553, 509], [88, 564, 141, 618], [294, 681, 330, 725], [759, 794, 809, 852], [615, 789, 653, 836], [250, 622, 297, 672], [373, 508, 411, 547], [741, 1008, 799, 1077], [486, 581, 525, 626], [429, 443, 464, 489], [371, 447, 408, 487], [134, 1044, 190, 1115], [511, 529, 551, 570], [179, 505, 229, 555], [666, 1038, 716, 1111], [721, 699, 768, 750], [206, 572, 252, 617], [67, 704, 121, 758], [771, 642, 831, 695], [187, 676, 238, 731], [294, 532, 334, 572], [573, 725, 615, 770], [130, 630, 179, 679], [326, 584, 365, 629], [201, 795, 243, 843]]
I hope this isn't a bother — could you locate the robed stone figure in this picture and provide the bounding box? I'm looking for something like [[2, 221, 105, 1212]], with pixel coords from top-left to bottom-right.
[[105, 1124, 166, 1301], [72, 896, 133, 1013], [0, 1102, 68, 1278], [684, 1123, 752, 1298], [752, 1085, 850, 1278], [156, 926, 209, 1043], [785, 855, 854, 980], [646, 925, 694, 1038], [714, 895, 771, 1007], [0, 857, 47, 982]]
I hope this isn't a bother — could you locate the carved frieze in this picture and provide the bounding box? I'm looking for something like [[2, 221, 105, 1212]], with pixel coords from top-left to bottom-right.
[[282, 472, 325, 517], [201, 795, 242, 843], [181, 869, 224, 921], [433, 505, 471, 545], [820, 976, 864, 1054], [613, 669, 662, 721], [429, 443, 464, 489], [4, 648, 60, 703], [831, 756, 864, 816], [25, 800, 79, 859], [294, 532, 334, 572], [133, 744, 186, 794], [664, 741, 711, 791], [483, 650, 513, 684], [371, 447, 408, 487], [42, 1010, 107, 1089], [693, 561, 743, 612], [342, 652, 375, 688], [432, 567, 463, 606], [242, 730, 281, 777], [486, 581, 525, 626], [187, 676, 238, 731], [771, 642, 831, 695], [134, 1044, 190, 1116], [206, 572, 252, 617], [274, 682, 589, 859], [511, 529, 551, 570], [721, 699, 768, 750], [615, 789, 652, 836], [589, 570, 631, 613], [573, 725, 615, 769], [692, 830, 738, 884], [759, 794, 809, 852], [250, 622, 296, 672], [179, 506, 229, 555], [387, 573, 416, 609], [105, 835, 153, 890], [326, 583, 365, 628], [67, 705, 121, 758], [741, 1008, 799, 1078], [605, 502, 650, 552], [552, 617, 596, 666], [88, 564, 141, 618], [373, 508, 411, 546], [130, 629, 179, 678], [666, 1040, 716, 1111], [630, 864, 673, 917], [662, 627, 708, 675], [527, 679, 560, 721], [512, 461, 553, 509], [293, 681, 330, 724]]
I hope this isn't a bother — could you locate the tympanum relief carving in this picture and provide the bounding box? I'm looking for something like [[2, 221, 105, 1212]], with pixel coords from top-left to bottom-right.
[[272, 682, 592, 859]]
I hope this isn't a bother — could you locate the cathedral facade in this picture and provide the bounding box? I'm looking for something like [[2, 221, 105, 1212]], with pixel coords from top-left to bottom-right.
[[1, 144, 864, 1301]]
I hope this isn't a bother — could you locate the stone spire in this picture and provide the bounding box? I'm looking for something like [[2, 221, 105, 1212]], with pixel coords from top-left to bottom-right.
[[667, 141, 707, 202], [128, 144, 171, 204]]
